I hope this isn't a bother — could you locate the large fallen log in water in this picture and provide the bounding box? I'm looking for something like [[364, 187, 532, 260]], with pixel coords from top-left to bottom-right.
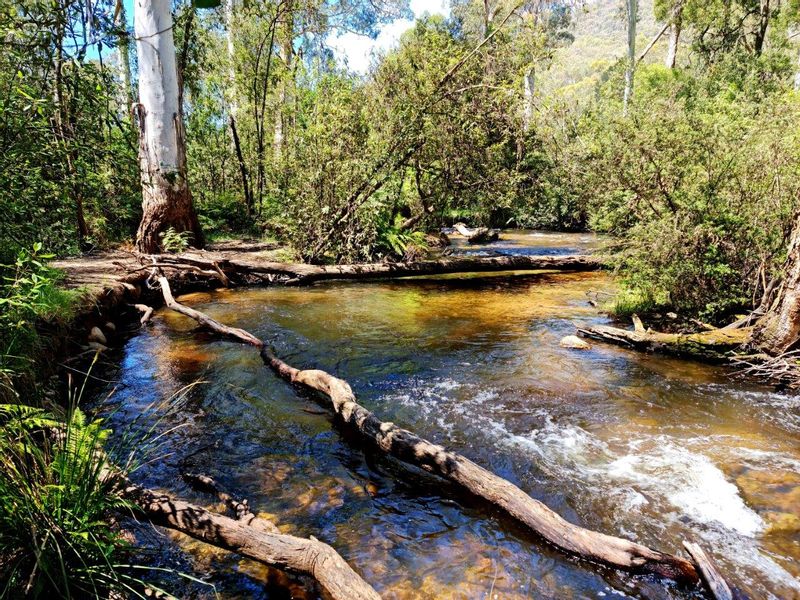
[[123, 481, 380, 600], [578, 324, 751, 362], [152, 274, 701, 588], [144, 252, 605, 286]]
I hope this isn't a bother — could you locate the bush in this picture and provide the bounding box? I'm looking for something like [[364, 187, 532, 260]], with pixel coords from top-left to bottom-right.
[[0, 403, 130, 597], [550, 61, 800, 322], [0, 245, 81, 399]]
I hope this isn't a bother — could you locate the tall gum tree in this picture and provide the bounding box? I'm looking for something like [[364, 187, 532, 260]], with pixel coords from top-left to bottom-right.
[[753, 212, 800, 354], [133, 0, 204, 253]]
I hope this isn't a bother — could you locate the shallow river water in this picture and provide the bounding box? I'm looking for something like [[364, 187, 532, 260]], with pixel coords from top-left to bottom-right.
[[104, 232, 799, 599]]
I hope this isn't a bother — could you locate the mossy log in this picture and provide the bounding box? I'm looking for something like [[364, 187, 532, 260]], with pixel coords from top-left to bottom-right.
[[152, 274, 701, 589], [578, 324, 752, 362]]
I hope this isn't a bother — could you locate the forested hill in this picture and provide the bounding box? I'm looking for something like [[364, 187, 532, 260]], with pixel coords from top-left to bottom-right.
[[542, 0, 659, 98]]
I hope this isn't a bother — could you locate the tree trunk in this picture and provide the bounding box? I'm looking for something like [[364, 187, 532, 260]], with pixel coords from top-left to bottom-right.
[[224, 0, 252, 213], [665, 3, 682, 68], [623, 0, 638, 115], [273, 3, 293, 161], [133, 0, 203, 253], [522, 67, 535, 132], [754, 0, 770, 56], [752, 211, 800, 354], [114, 1, 134, 112]]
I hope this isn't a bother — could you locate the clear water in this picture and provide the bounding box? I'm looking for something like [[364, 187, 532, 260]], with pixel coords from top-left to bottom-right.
[[103, 232, 800, 599]]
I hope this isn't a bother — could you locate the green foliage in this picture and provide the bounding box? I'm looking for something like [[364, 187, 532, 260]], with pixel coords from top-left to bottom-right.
[[158, 228, 192, 254], [0, 402, 130, 598], [375, 214, 427, 259], [544, 56, 800, 321], [0, 0, 140, 258], [0, 245, 80, 397]]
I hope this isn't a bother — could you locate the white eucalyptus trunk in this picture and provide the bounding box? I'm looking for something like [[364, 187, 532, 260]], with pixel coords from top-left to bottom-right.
[[522, 67, 535, 132], [623, 0, 638, 115], [133, 0, 202, 252], [665, 3, 682, 68], [115, 2, 134, 112]]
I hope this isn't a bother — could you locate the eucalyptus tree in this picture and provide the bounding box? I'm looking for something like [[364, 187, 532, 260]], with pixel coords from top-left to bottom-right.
[[133, 0, 204, 252], [622, 0, 637, 114]]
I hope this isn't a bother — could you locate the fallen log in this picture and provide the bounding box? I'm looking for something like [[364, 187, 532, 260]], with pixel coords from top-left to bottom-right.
[[147, 252, 605, 286], [124, 482, 380, 600], [153, 274, 700, 587], [261, 347, 698, 583], [682, 542, 734, 600], [453, 222, 500, 244], [183, 473, 279, 534], [578, 324, 751, 362]]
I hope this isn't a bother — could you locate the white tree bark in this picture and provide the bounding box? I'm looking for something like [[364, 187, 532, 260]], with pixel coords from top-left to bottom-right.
[[623, 0, 638, 115], [133, 0, 202, 251], [522, 67, 535, 132], [114, 1, 134, 112], [665, 2, 682, 68]]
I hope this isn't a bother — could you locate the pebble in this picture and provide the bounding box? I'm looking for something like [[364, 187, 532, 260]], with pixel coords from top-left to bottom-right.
[[560, 335, 591, 350], [87, 341, 108, 352], [88, 326, 107, 344], [104, 321, 116, 332]]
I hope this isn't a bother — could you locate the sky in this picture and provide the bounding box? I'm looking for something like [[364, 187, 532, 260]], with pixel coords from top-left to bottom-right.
[[328, 0, 450, 74]]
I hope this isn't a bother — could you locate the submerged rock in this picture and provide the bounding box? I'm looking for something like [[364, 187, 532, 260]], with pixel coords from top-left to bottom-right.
[[560, 335, 590, 350]]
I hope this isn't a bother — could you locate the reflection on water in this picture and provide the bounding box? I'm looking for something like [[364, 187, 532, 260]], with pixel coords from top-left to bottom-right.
[[104, 233, 800, 599]]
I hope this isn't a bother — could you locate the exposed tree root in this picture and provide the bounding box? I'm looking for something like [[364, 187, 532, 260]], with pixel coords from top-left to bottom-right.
[[152, 274, 703, 590]]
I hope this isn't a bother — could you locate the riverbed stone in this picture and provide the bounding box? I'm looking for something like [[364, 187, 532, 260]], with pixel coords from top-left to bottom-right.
[[87, 341, 108, 352], [560, 335, 590, 350], [104, 321, 116, 332], [88, 326, 107, 344]]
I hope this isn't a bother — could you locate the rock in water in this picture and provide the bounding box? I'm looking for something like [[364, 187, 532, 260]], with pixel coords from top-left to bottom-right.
[[560, 335, 590, 350], [88, 326, 107, 344]]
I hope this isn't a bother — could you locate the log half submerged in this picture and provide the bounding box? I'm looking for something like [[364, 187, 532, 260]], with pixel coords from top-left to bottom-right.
[[125, 482, 380, 600], [151, 275, 702, 590], [578, 324, 751, 362]]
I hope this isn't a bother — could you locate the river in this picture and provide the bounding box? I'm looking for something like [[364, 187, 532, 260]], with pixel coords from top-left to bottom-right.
[[101, 231, 800, 599]]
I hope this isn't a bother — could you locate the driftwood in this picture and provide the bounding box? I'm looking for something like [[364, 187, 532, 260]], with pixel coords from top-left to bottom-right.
[[182, 473, 279, 534], [153, 274, 701, 587], [124, 481, 380, 600], [578, 324, 751, 362], [453, 222, 500, 244], [132, 303, 154, 325], [145, 252, 604, 286], [683, 542, 734, 600]]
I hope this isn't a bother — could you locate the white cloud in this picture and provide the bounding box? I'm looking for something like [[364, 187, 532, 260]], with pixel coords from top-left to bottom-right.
[[328, 1, 449, 74]]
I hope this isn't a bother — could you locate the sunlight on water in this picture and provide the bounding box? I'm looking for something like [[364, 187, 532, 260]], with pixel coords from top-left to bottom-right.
[[105, 232, 800, 599]]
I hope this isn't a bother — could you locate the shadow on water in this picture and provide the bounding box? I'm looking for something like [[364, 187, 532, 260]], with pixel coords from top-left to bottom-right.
[[99, 232, 800, 599]]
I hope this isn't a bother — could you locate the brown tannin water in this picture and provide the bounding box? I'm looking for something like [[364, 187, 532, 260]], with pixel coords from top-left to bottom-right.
[[103, 232, 800, 599]]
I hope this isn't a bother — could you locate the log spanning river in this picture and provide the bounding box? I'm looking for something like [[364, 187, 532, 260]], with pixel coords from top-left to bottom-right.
[[102, 232, 799, 599]]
